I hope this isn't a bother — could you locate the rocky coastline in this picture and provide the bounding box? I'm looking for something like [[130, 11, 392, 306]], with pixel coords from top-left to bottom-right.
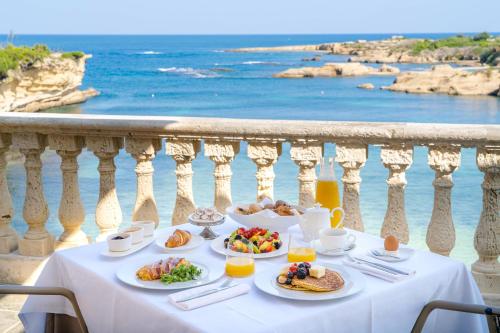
[[0, 52, 98, 113], [273, 63, 399, 78]]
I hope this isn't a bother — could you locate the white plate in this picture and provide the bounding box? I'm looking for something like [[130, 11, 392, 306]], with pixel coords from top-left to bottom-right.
[[100, 235, 155, 258], [155, 234, 204, 252], [254, 262, 366, 301], [115, 255, 224, 290], [367, 248, 415, 262], [312, 239, 356, 257], [210, 234, 288, 259]]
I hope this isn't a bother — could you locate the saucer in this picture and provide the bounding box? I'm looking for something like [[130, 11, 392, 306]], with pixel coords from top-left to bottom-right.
[[312, 239, 356, 256], [367, 247, 415, 262]]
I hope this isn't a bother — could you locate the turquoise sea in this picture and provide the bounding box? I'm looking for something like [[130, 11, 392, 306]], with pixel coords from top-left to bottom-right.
[[4, 34, 500, 265]]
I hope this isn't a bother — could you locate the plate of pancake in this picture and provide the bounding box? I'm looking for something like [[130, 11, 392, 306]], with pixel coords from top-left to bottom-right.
[[254, 262, 366, 301]]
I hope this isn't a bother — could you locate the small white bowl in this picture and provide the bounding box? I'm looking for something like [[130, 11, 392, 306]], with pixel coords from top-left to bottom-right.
[[107, 233, 132, 252], [121, 226, 144, 244], [132, 220, 155, 237]]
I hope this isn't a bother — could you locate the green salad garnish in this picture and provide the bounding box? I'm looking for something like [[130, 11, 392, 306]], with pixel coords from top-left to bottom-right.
[[160, 264, 202, 284]]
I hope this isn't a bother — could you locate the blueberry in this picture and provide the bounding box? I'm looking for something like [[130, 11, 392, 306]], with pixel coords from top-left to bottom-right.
[[297, 271, 306, 279], [234, 235, 242, 240], [304, 262, 311, 268], [287, 271, 294, 279], [224, 238, 229, 248], [274, 242, 281, 249], [285, 278, 292, 285], [297, 268, 307, 275], [253, 241, 258, 246], [298, 263, 305, 269]]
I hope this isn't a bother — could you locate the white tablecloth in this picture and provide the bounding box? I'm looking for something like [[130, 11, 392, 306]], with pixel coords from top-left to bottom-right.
[[20, 220, 487, 333]]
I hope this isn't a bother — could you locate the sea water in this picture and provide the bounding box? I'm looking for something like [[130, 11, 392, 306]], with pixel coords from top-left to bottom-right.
[[3, 34, 500, 265]]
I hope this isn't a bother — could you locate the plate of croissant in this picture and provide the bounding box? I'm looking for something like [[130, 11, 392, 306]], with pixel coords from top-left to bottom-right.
[[155, 229, 204, 252]]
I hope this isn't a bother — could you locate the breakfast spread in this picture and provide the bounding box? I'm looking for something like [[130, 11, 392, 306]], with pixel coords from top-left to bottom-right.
[[190, 207, 224, 223], [384, 235, 399, 255], [224, 227, 282, 254], [136, 257, 202, 284], [166, 229, 192, 248], [276, 262, 344, 292], [235, 199, 301, 216]]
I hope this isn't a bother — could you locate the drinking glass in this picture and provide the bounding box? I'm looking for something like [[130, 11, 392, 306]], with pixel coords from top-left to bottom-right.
[[225, 247, 255, 278], [287, 234, 316, 263]]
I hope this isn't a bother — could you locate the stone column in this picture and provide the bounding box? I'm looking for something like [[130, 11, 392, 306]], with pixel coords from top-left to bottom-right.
[[204, 141, 240, 213], [12, 133, 54, 257], [0, 134, 18, 254], [335, 143, 368, 231], [166, 140, 200, 225], [48, 135, 88, 248], [426, 145, 461, 256], [473, 147, 500, 306], [126, 138, 161, 226], [87, 137, 123, 240], [248, 142, 282, 200], [380, 145, 413, 244], [290, 141, 323, 208]]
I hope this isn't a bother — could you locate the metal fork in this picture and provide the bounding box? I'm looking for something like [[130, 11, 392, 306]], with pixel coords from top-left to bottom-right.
[[176, 279, 234, 303], [371, 249, 402, 259]]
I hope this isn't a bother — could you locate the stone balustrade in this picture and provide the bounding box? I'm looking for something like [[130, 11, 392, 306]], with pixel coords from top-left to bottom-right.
[[0, 113, 498, 305]]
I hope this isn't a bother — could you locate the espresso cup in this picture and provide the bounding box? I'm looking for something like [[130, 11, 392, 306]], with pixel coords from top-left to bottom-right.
[[319, 228, 356, 250], [132, 220, 155, 237], [121, 226, 144, 244]]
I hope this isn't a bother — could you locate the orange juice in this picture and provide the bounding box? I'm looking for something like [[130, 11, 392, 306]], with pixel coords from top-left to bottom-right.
[[288, 247, 316, 262], [225, 257, 255, 277], [316, 179, 342, 228]]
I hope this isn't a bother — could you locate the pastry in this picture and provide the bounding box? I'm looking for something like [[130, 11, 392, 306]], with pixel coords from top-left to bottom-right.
[[166, 229, 192, 248], [248, 203, 262, 214]]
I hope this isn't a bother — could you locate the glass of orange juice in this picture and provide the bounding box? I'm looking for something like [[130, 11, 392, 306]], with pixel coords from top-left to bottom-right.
[[287, 234, 316, 263], [225, 250, 255, 278], [316, 157, 344, 228]]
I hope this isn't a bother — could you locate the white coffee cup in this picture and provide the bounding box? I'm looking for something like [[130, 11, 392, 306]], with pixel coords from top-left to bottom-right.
[[132, 220, 155, 237], [319, 228, 356, 251], [107, 233, 132, 252]]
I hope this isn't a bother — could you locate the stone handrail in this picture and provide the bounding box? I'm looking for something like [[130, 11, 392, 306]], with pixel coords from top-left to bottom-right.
[[0, 113, 498, 306]]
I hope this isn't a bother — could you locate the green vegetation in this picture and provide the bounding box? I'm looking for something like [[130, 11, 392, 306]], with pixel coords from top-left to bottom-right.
[[61, 51, 85, 60], [411, 33, 500, 55], [480, 48, 500, 66], [0, 44, 50, 79], [0, 44, 85, 80]]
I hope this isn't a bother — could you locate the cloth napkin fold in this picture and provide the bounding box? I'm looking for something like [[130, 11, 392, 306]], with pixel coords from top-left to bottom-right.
[[169, 283, 250, 311], [343, 256, 415, 282]]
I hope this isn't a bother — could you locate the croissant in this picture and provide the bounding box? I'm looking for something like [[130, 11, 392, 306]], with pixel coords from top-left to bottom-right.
[[136, 257, 189, 281], [166, 229, 192, 248]]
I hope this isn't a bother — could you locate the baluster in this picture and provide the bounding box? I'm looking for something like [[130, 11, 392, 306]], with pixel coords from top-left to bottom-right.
[[426, 145, 461, 256], [166, 140, 200, 225], [290, 141, 323, 208], [380, 145, 413, 244], [335, 143, 368, 231], [0, 134, 18, 254], [48, 135, 88, 248], [86, 137, 123, 240], [12, 133, 54, 256], [473, 147, 500, 306], [204, 140, 240, 213], [248, 141, 282, 200], [126, 138, 161, 226]]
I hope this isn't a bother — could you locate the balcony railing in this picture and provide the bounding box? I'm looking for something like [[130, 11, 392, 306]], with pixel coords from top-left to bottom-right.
[[0, 113, 498, 305]]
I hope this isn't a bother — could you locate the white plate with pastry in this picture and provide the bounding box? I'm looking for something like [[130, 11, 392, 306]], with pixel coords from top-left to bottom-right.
[[155, 229, 204, 252], [116, 255, 224, 290]]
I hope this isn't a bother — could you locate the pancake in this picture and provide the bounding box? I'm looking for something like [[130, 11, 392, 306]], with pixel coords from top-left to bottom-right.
[[277, 269, 344, 292]]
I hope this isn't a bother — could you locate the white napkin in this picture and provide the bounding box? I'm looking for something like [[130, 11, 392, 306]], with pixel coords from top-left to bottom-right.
[[168, 283, 250, 311], [343, 257, 415, 282]]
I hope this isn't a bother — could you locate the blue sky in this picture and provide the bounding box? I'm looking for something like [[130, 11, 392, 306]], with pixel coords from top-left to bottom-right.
[[2, 0, 499, 34]]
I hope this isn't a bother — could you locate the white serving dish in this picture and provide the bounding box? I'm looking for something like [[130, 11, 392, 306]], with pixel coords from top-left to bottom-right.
[[226, 205, 302, 233], [107, 233, 133, 252], [254, 262, 366, 301], [115, 255, 224, 290], [210, 234, 288, 259], [121, 226, 144, 244], [100, 234, 155, 258], [132, 220, 156, 237]]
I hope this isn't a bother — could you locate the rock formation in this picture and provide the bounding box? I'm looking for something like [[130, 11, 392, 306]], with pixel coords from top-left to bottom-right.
[[358, 83, 375, 89], [0, 53, 98, 113], [382, 65, 500, 96], [273, 63, 400, 78]]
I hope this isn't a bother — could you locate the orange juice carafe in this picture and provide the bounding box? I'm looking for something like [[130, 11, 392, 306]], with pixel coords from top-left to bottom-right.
[[315, 157, 343, 228]]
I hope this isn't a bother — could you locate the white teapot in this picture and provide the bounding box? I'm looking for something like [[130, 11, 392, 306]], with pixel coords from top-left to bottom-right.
[[299, 204, 330, 241]]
